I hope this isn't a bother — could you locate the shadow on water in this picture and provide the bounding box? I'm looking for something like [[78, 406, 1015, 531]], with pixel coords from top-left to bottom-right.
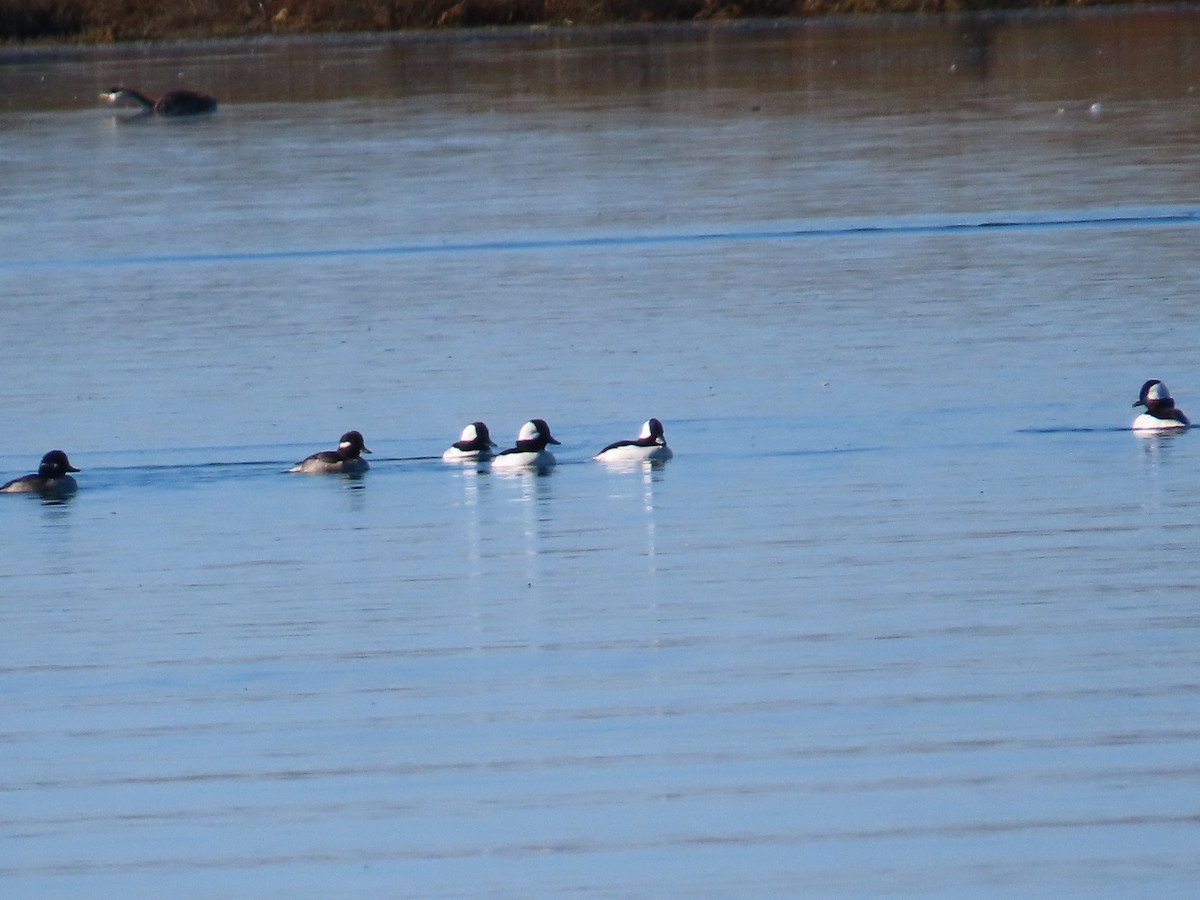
[[36, 494, 76, 510], [101, 111, 215, 126], [76, 455, 440, 480], [1016, 427, 1135, 434], [768, 445, 886, 459]]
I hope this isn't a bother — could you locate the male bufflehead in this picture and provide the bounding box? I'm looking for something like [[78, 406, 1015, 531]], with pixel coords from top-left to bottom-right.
[[1, 450, 80, 497], [100, 87, 217, 116], [594, 418, 673, 463], [491, 419, 560, 470], [442, 422, 497, 462], [1132, 380, 1189, 431], [290, 430, 371, 474]]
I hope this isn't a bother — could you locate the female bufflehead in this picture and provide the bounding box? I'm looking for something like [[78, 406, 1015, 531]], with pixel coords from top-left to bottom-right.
[[442, 422, 497, 462], [491, 419, 560, 470], [594, 418, 673, 463], [1132, 380, 1189, 431], [100, 87, 217, 116], [290, 430, 371, 474], [1, 450, 80, 496]]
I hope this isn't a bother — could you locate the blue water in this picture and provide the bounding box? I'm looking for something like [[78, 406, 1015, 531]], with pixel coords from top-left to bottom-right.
[[3, 11, 1200, 897]]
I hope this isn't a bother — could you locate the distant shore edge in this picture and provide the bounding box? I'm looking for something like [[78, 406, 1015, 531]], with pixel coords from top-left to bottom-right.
[[0, 0, 1172, 46]]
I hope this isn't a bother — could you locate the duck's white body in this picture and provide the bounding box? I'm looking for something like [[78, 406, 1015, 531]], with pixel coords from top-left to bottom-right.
[[1132, 412, 1188, 432], [491, 419, 559, 470], [594, 418, 673, 463]]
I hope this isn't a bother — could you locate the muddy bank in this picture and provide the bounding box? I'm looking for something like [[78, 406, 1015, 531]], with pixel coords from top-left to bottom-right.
[[0, 0, 1158, 45]]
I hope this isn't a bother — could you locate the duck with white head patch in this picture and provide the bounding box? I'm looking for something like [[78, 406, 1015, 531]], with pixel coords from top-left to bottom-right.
[[290, 430, 371, 474], [491, 419, 560, 470], [1132, 380, 1189, 431], [2, 450, 80, 497], [442, 422, 498, 462], [594, 418, 673, 463]]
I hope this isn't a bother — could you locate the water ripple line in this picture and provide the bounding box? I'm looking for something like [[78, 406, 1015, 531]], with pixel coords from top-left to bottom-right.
[[4, 209, 1197, 271]]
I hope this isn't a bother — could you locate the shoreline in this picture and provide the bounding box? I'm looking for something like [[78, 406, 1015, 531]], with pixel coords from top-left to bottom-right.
[[0, 0, 1170, 46]]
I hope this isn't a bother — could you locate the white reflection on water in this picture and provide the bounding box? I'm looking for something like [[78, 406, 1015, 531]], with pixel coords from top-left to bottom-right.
[[598, 459, 665, 573], [641, 464, 659, 572], [3, 11, 1200, 899]]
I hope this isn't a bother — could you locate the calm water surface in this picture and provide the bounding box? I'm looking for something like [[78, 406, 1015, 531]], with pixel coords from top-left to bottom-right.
[[2, 10, 1200, 897]]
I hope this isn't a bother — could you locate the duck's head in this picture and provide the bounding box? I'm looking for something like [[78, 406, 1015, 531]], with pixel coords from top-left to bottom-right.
[[338, 431, 371, 458], [518, 419, 560, 447], [640, 418, 667, 444], [462, 422, 497, 447], [1134, 380, 1176, 411], [38, 450, 79, 478]]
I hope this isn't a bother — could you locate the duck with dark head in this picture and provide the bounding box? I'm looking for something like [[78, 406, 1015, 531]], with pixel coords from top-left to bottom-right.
[[1, 450, 80, 498], [100, 87, 217, 117]]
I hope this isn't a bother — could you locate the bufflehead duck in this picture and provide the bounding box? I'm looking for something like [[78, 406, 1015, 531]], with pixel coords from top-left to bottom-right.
[[442, 421, 497, 462], [290, 430, 371, 474], [594, 418, 673, 463], [1132, 380, 1189, 431], [100, 87, 217, 116], [491, 419, 560, 470], [1, 450, 80, 497]]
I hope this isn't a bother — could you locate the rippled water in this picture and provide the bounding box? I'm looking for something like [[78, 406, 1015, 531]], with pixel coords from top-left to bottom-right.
[[3, 10, 1200, 896]]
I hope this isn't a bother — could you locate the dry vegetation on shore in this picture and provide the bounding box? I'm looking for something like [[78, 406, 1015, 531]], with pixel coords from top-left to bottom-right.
[[0, 0, 1158, 43]]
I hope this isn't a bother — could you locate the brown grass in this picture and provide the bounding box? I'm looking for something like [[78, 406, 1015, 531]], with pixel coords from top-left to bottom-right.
[[0, 0, 1158, 44]]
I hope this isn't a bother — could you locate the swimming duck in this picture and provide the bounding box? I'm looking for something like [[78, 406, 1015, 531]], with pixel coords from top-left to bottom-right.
[[1, 450, 80, 496], [290, 431, 371, 474], [100, 87, 217, 116], [442, 422, 497, 462], [1132, 380, 1189, 431], [594, 418, 673, 463], [491, 419, 560, 470]]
